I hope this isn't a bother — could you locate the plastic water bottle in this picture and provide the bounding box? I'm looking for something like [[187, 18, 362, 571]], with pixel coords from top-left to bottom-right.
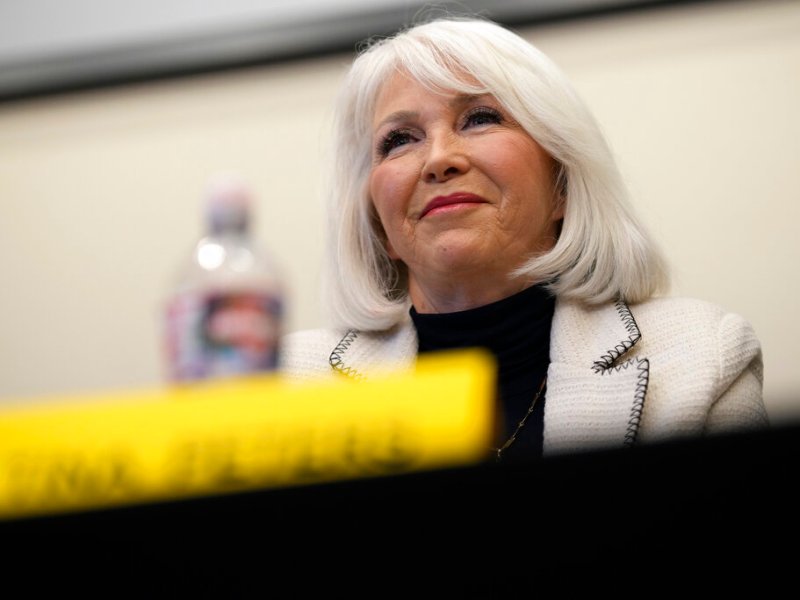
[[163, 174, 284, 382]]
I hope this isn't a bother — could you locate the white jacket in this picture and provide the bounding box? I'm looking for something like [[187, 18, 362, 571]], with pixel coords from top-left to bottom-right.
[[280, 296, 769, 456]]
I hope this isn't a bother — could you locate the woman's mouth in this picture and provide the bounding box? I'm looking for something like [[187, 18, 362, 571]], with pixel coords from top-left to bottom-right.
[[420, 193, 487, 219]]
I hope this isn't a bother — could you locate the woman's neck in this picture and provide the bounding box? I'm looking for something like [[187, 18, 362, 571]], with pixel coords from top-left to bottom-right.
[[408, 272, 535, 314]]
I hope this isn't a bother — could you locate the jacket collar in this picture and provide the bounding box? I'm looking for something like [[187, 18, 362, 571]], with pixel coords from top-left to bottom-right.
[[327, 299, 649, 456]]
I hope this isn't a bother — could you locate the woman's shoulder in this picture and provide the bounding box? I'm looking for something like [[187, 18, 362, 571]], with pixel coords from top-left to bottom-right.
[[628, 295, 760, 354], [282, 327, 350, 351], [627, 295, 761, 368], [553, 295, 759, 368], [628, 295, 767, 436], [630, 295, 745, 320], [278, 320, 417, 381], [555, 293, 763, 393], [278, 327, 349, 381]]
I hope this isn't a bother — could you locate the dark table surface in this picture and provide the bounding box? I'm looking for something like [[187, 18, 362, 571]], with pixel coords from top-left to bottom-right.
[[3, 421, 798, 596]]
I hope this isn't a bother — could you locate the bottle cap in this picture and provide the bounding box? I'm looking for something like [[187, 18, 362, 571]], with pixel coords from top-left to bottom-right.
[[204, 172, 253, 234]]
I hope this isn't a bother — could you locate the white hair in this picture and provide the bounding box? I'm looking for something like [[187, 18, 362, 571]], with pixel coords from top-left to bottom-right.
[[323, 17, 670, 331]]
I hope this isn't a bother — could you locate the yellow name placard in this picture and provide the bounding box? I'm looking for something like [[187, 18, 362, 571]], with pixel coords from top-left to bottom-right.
[[0, 349, 496, 520]]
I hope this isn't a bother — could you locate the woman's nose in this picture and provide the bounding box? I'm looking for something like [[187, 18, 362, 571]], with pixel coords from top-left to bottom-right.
[[421, 131, 470, 183]]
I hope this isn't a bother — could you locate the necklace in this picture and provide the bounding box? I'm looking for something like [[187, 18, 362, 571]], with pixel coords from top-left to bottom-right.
[[495, 374, 547, 462]]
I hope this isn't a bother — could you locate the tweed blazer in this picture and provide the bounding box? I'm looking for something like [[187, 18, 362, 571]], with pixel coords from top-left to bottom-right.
[[280, 296, 769, 456]]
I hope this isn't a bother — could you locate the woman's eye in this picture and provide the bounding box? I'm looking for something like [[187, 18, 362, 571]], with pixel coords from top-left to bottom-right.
[[378, 129, 415, 156], [464, 108, 502, 128]]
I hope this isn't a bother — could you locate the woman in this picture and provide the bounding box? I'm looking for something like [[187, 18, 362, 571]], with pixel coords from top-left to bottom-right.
[[280, 17, 769, 460]]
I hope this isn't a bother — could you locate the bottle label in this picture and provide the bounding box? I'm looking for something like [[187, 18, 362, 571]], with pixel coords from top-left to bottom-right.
[[165, 291, 282, 382]]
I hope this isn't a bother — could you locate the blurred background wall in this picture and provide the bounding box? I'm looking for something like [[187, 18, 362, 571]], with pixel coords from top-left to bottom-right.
[[0, 0, 798, 422]]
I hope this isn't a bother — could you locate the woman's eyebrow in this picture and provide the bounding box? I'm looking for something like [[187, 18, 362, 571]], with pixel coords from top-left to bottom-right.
[[374, 110, 418, 131], [449, 93, 488, 108], [373, 94, 491, 130]]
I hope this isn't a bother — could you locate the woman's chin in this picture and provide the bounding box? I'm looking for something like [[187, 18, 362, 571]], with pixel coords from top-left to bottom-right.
[[418, 240, 499, 277]]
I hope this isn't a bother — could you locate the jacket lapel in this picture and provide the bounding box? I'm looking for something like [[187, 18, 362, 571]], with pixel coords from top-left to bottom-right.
[[544, 299, 649, 455]]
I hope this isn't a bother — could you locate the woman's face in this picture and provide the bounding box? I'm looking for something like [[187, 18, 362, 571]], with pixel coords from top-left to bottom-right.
[[368, 71, 563, 308]]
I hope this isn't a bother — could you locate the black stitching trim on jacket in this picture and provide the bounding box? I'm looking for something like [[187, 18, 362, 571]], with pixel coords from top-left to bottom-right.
[[591, 299, 642, 373], [329, 329, 366, 380], [624, 358, 650, 447]]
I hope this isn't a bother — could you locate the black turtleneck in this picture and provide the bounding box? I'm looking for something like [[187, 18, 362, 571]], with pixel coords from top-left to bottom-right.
[[409, 284, 555, 461]]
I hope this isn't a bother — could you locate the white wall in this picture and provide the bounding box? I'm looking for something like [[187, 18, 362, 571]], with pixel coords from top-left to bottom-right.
[[1, 0, 798, 422]]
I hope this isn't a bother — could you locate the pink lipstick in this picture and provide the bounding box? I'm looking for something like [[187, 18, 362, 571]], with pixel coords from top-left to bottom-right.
[[420, 193, 487, 219]]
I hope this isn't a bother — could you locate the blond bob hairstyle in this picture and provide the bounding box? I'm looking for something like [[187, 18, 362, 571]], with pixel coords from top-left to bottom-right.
[[323, 17, 669, 331]]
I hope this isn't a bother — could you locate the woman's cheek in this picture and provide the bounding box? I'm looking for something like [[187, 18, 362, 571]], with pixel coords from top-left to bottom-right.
[[372, 166, 414, 261], [368, 167, 390, 214], [371, 164, 411, 218]]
